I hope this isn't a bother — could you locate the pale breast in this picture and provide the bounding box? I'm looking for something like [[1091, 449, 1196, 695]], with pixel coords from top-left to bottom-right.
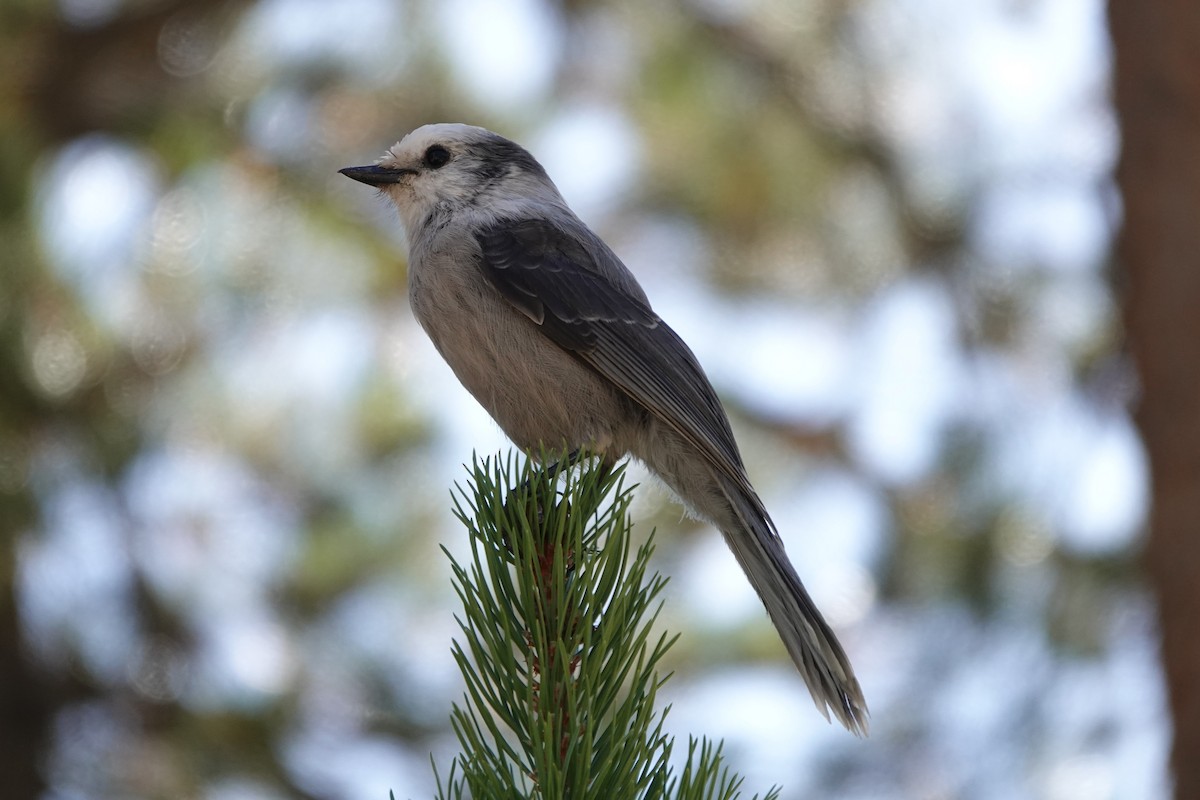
[[407, 237, 630, 454]]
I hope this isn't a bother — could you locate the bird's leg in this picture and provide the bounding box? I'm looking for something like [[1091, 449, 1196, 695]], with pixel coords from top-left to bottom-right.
[[570, 454, 614, 523], [501, 448, 586, 552], [541, 447, 585, 480], [503, 448, 610, 545]]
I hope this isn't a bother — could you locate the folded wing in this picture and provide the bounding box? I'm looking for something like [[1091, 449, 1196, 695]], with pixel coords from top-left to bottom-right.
[[474, 217, 762, 521]]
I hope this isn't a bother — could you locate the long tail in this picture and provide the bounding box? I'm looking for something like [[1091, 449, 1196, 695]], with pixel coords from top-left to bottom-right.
[[714, 471, 869, 735], [639, 438, 869, 735]]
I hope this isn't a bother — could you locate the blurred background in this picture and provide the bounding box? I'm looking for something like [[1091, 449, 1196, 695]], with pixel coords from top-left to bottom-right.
[[0, 0, 1179, 798]]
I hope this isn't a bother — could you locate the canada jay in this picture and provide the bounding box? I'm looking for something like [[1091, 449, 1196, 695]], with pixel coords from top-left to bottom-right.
[[340, 123, 867, 734]]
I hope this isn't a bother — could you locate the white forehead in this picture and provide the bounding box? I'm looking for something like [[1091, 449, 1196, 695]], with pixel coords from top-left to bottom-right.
[[382, 122, 490, 161]]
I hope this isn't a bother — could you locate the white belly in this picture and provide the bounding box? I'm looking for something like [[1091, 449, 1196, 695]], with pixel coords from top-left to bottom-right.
[[408, 245, 629, 453]]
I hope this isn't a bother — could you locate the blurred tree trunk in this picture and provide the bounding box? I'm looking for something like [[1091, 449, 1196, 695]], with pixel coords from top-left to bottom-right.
[[0, 567, 47, 799], [1, 3, 243, 797], [1109, 2, 1200, 797]]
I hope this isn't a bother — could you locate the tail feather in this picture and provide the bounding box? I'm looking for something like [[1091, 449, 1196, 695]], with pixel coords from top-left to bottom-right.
[[634, 430, 869, 734], [717, 472, 869, 735]]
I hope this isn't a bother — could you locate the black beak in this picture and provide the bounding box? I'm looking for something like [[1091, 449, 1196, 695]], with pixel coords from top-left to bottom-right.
[[338, 165, 413, 186]]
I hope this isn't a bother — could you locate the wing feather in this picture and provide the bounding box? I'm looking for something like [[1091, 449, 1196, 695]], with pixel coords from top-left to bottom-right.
[[475, 218, 756, 497]]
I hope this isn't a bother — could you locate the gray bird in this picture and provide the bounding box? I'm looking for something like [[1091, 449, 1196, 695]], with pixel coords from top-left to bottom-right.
[[340, 123, 868, 734]]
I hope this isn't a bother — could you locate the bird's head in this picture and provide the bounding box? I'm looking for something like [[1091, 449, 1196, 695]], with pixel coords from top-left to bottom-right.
[[340, 123, 560, 233]]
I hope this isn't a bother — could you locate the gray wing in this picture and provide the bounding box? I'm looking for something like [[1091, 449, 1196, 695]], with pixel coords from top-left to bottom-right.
[[474, 217, 756, 497]]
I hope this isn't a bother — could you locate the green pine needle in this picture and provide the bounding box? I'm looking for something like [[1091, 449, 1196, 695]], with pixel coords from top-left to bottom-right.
[[429, 449, 777, 800]]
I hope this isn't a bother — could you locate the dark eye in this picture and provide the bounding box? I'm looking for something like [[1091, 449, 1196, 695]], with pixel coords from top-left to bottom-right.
[[423, 145, 451, 169]]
